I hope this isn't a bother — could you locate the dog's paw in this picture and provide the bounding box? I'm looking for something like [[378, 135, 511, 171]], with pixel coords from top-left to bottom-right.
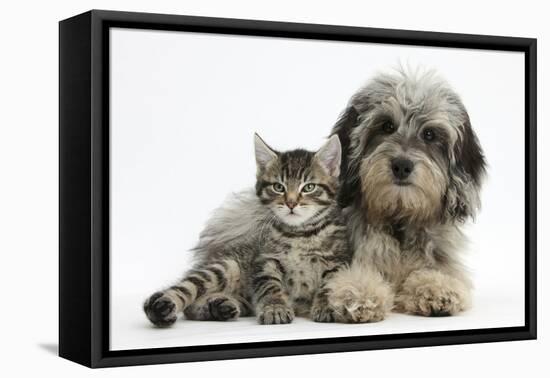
[[396, 286, 465, 316], [144, 292, 178, 327], [207, 295, 240, 321], [310, 305, 337, 323], [395, 270, 470, 316], [338, 292, 389, 323], [323, 266, 394, 323], [257, 303, 294, 325]]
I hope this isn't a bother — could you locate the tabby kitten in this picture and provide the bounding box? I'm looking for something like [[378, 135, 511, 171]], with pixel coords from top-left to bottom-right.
[[251, 134, 351, 324], [143, 134, 351, 326]]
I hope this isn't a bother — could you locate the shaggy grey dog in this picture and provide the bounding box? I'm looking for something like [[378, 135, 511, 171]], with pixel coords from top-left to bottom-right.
[[324, 69, 486, 321], [148, 68, 486, 325]]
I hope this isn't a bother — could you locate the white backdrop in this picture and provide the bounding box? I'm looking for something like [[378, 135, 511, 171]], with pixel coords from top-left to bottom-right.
[[1, 1, 547, 377], [110, 28, 525, 350]]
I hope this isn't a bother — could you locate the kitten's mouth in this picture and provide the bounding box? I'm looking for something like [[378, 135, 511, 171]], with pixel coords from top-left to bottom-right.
[[285, 211, 303, 220], [286, 207, 300, 215]]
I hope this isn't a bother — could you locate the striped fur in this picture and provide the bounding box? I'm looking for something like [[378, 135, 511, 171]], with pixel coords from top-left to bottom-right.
[[251, 135, 353, 324], [143, 135, 353, 326]]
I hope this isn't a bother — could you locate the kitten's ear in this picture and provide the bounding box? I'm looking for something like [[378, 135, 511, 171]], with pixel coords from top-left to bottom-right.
[[254, 133, 278, 170], [315, 135, 342, 177]]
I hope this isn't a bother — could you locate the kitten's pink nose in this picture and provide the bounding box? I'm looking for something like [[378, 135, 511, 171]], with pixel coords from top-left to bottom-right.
[[286, 201, 297, 210]]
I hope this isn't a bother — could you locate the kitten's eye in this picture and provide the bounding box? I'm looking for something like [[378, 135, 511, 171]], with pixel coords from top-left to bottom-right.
[[383, 122, 396, 134], [423, 128, 436, 141], [272, 183, 285, 193], [302, 183, 316, 193]]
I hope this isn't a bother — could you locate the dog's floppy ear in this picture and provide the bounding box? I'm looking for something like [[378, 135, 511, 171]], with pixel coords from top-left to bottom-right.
[[454, 114, 486, 188], [446, 110, 487, 222], [330, 106, 360, 207]]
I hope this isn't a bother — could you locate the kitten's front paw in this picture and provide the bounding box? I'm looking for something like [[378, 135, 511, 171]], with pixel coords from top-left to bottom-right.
[[257, 304, 294, 325], [144, 292, 178, 327], [207, 295, 240, 321], [310, 305, 336, 323]]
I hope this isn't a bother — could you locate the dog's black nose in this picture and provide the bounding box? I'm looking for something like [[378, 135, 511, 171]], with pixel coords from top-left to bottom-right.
[[391, 158, 414, 180]]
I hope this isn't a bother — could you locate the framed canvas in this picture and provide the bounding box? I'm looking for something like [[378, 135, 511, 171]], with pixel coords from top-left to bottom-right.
[[59, 9, 537, 368]]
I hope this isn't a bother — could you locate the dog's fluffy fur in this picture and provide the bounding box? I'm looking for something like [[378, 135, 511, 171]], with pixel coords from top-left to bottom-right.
[[327, 68, 486, 321], [187, 68, 486, 323]]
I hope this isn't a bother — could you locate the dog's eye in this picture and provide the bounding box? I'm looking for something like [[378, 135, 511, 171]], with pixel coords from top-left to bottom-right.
[[382, 122, 396, 134], [272, 183, 285, 193], [423, 128, 436, 141]]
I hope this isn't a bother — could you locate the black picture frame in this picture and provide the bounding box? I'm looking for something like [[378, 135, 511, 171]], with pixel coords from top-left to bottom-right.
[[59, 9, 537, 368]]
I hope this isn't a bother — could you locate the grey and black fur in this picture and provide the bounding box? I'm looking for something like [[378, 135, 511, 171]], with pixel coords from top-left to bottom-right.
[[326, 68, 487, 321], [144, 68, 486, 326], [144, 134, 353, 326], [251, 134, 352, 324]]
